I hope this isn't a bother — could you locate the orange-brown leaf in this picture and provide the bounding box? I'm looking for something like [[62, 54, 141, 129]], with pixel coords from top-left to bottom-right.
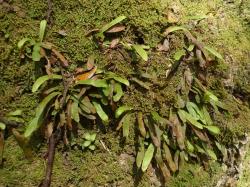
[[76, 66, 97, 81]]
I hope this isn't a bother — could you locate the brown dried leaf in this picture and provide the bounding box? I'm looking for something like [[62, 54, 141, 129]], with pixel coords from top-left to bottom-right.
[[51, 48, 69, 67], [170, 114, 185, 150], [110, 38, 120, 49], [85, 28, 100, 37], [46, 122, 53, 139], [192, 127, 209, 142], [167, 11, 179, 23], [155, 148, 171, 181], [106, 25, 125, 33], [145, 118, 160, 147], [137, 112, 147, 137], [163, 143, 177, 172], [87, 55, 95, 70]]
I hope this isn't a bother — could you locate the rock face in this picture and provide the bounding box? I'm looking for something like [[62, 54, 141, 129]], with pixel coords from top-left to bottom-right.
[[0, 0, 250, 186]]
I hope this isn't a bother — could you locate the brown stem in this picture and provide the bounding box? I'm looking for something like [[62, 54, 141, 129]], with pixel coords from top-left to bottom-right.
[[42, 133, 56, 187], [41, 124, 62, 187]]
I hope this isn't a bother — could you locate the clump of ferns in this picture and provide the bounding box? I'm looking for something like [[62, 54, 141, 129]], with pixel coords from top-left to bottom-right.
[[23, 67, 129, 146], [115, 78, 227, 182]]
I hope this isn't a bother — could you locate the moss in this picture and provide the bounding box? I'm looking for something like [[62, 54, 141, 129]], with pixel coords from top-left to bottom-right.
[[167, 161, 223, 187], [1, 0, 250, 186]]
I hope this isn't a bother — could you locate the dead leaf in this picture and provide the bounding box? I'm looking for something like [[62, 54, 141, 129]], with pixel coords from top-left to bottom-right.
[[192, 127, 209, 142], [167, 11, 179, 23], [85, 28, 100, 37], [196, 49, 207, 68], [184, 67, 193, 87], [155, 148, 171, 181], [106, 25, 125, 33], [75, 66, 97, 81], [46, 122, 53, 139], [58, 30, 67, 36], [87, 55, 95, 70], [157, 39, 170, 52], [110, 38, 120, 49], [137, 112, 147, 137], [163, 143, 177, 172], [51, 48, 69, 67], [170, 114, 185, 150]]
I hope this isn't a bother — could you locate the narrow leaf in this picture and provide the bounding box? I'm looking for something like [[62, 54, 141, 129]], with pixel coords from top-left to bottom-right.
[[164, 26, 188, 36], [7, 109, 23, 116], [204, 125, 220, 135], [106, 72, 130, 86], [76, 79, 108, 88], [115, 105, 133, 119], [39, 20, 47, 42], [178, 110, 203, 129], [92, 101, 109, 122], [100, 15, 127, 33], [132, 45, 148, 61], [24, 92, 60, 137], [32, 74, 62, 93], [204, 46, 223, 60], [141, 143, 155, 172], [71, 101, 80, 123], [136, 137, 145, 168], [113, 83, 123, 102], [32, 43, 41, 61], [163, 143, 177, 172], [122, 113, 131, 138], [137, 112, 147, 137], [17, 38, 30, 49], [206, 148, 217, 160]]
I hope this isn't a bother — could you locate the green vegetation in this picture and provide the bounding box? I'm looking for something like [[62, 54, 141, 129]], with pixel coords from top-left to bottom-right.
[[0, 0, 250, 186]]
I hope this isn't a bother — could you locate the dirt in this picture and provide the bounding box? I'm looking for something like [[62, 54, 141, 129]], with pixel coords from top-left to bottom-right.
[[0, 0, 250, 186]]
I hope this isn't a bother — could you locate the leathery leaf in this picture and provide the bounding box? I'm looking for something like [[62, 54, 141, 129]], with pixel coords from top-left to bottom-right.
[[71, 101, 80, 123], [115, 105, 133, 119], [113, 83, 123, 102], [92, 101, 109, 122], [32, 74, 62, 93], [24, 92, 60, 137], [76, 79, 108, 88], [132, 45, 148, 61], [100, 15, 127, 33], [178, 110, 203, 129], [141, 143, 155, 172], [136, 137, 145, 168]]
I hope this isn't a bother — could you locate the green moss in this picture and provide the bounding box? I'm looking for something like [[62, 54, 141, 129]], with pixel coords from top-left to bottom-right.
[[1, 0, 250, 186], [167, 161, 223, 187]]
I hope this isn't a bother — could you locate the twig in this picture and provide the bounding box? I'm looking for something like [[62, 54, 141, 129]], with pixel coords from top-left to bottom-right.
[[100, 140, 111, 155], [46, 0, 53, 24]]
